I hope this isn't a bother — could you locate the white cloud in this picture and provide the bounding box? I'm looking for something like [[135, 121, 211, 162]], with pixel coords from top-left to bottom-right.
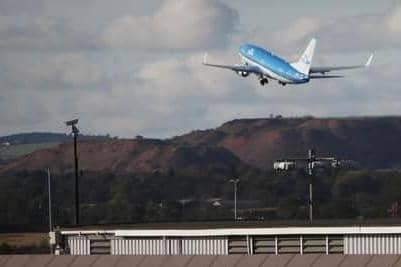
[[260, 5, 401, 54], [1, 0, 401, 139], [100, 0, 239, 50], [0, 0, 45, 16], [71, 53, 248, 137], [1, 53, 102, 90], [0, 16, 95, 51], [385, 5, 401, 34]]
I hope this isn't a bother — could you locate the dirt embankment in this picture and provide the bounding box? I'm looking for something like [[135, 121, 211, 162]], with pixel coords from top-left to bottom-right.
[[2, 117, 401, 173]]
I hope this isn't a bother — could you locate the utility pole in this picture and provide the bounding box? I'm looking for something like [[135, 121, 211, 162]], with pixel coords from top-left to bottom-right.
[[47, 168, 53, 254], [47, 168, 52, 231], [229, 179, 240, 221], [73, 128, 79, 225], [307, 149, 315, 223], [65, 119, 80, 225]]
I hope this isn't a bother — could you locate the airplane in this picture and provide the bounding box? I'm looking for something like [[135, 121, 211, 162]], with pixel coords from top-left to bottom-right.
[[202, 38, 373, 86]]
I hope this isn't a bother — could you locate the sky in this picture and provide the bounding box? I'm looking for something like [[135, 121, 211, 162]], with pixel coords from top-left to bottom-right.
[[0, 0, 401, 138]]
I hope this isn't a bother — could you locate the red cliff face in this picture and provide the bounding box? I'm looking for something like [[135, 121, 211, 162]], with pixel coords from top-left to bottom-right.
[[2, 117, 401, 173], [0, 139, 241, 174], [173, 117, 401, 169]]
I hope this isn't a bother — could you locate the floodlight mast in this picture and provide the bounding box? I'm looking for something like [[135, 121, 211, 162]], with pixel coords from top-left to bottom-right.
[[307, 149, 315, 222], [229, 179, 240, 221], [65, 119, 79, 126], [275, 149, 335, 223], [65, 119, 80, 225], [47, 168, 53, 254]]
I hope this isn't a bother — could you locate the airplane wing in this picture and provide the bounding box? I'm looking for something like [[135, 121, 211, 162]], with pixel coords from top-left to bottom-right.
[[309, 75, 344, 79], [202, 53, 263, 75], [309, 54, 374, 74]]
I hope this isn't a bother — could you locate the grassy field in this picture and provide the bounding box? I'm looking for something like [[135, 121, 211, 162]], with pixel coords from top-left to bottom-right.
[[0, 142, 60, 160], [0, 233, 48, 247]]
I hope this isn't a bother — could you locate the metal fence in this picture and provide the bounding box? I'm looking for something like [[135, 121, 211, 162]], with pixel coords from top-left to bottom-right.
[[67, 236, 90, 255], [111, 238, 179, 255], [181, 237, 228, 255], [345, 235, 401, 255]]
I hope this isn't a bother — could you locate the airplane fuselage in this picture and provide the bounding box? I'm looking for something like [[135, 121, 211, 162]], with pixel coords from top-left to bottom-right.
[[203, 39, 372, 86], [239, 44, 309, 84]]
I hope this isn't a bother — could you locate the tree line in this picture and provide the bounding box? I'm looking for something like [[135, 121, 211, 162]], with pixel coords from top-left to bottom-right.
[[2, 167, 401, 231]]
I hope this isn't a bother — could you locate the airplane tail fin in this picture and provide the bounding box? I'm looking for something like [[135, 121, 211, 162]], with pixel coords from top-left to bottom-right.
[[291, 38, 316, 75]]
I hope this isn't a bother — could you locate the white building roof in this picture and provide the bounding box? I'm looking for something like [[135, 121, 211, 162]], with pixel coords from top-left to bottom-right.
[[60, 226, 401, 237]]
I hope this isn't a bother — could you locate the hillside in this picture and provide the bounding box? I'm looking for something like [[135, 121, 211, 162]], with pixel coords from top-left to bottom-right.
[[0, 132, 111, 145], [0, 139, 241, 174], [173, 116, 401, 169], [2, 116, 401, 173], [0, 132, 112, 162], [3, 117, 401, 228]]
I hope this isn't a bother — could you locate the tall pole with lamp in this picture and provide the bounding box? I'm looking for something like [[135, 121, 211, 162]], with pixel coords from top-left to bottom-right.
[[229, 179, 240, 221], [65, 119, 80, 225]]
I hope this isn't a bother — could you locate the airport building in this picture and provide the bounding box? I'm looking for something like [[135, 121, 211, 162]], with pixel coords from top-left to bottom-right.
[[55, 226, 401, 256]]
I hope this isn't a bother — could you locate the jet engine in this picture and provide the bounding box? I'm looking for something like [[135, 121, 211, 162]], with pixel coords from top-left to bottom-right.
[[237, 71, 249, 77]]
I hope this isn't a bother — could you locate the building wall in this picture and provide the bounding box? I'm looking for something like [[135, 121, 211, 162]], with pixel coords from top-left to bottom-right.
[[68, 234, 401, 256], [110, 237, 228, 256], [181, 237, 228, 255], [111, 238, 179, 255], [67, 236, 90, 255], [344, 235, 401, 255], [61, 227, 401, 256]]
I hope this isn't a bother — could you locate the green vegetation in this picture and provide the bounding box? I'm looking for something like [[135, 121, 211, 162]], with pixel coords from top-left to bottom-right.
[[0, 142, 60, 160], [2, 168, 401, 231], [0, 132, 112, 161], [0, 233, 49, 254], [0, 242, 48, 255]]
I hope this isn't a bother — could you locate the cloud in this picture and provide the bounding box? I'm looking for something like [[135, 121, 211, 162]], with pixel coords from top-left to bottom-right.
[[385, 5, 401, 34], [0, 16, 95, 51], [72, 53, 248, 137], [2, 44, 400, 139], [100, 0, 239, 50], [30, 53, 102, 87], [0, 53, 102, 90], [0, 49, 242, 137], [244, 4, 401, 56], [1, 0, 401, 139], [0, 0, 45, 16]]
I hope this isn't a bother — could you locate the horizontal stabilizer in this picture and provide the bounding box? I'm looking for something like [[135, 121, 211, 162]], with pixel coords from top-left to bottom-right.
[[310, 54, 374, 74]]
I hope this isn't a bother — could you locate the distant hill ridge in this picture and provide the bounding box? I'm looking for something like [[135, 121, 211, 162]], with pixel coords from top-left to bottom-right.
[[2, 116, 401, 173], [0, 132, 111, 145]]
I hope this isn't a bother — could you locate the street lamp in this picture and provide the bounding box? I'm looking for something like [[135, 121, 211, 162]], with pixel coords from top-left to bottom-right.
[[229, 179, 240, 221], [65, 119, 80, 225], [46, 168, 53, 253], [307, 149, 315, 223]]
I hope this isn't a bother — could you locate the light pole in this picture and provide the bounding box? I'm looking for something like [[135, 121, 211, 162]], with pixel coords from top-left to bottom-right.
[[274, 149, 344, 224], [307, 149, 315, 223], [47, 168, 53, 254], [47, 168, 52, 231], [65, 119, 80, 225], [229, 179, 240, 221]]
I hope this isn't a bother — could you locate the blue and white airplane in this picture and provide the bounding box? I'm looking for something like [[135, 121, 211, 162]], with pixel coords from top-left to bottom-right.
[[203, 38, 373, 86]]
